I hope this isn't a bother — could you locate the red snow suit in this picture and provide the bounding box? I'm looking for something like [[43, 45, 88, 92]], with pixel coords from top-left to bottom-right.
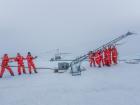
[[0, 54, 14, 78], [100, 50, 105, 66], [26, 54, 37, 74], [95, 51, 102, 67], [89, 52, 96, 67], [15, 54, 26, 75], [104, 48, 111, 66], [108, 47, 112, 65], [112, 47, 118, 64]]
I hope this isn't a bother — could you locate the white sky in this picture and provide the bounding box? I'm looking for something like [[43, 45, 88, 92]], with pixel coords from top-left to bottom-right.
[[0, 0, 140, 56]]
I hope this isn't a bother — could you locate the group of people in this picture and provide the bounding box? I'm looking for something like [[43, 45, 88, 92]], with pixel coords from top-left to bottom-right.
[[0, 46, 118, 78], [0, 52, 37, 78], [88, 45, 118, 68]]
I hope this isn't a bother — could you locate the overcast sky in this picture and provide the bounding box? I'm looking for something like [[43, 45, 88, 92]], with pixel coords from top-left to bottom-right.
[[0, 0, 140, 57]]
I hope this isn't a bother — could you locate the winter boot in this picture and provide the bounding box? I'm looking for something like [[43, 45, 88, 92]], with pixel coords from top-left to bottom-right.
[[34, 69, 38, 73]]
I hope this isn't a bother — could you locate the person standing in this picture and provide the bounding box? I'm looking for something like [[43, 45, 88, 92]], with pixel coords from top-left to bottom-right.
[[104, 47, 111, 66], [95, 50, 102, 68], [89, 51, 96, 67], [100, 50, 105, 66], [0, 54, 14, 78], [112, 46, 118, 64], [26, 52, 38, 74], [108, 46, 112, 65], [14, 53, 26, 75]]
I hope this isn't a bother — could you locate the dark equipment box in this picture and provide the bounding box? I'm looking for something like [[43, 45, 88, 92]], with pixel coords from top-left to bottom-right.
[[58, 62, 70, 70]]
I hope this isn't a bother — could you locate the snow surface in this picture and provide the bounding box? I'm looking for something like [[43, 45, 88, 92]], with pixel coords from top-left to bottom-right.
[[0, 60, 140, 105], [0, 0, 140, 104], [0, 32, 140, 105]]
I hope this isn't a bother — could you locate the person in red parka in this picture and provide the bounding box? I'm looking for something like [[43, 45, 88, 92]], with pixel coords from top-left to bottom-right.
[[26, 52, 37, 74], [103, 47, 107, 66], [104, 47, 111, 66], [108, 45, 112, 65], [100, 50, 105, 66], [0, 54, 14, 78], [88, 51, 93, 67], [14, 53, 26, 75], [95, 50, 102, 67], [88, 51, 96, 67], [112, 46, 118, 64]]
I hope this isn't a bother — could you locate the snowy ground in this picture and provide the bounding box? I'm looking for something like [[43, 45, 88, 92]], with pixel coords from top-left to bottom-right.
[[0, 60, 140, 105]]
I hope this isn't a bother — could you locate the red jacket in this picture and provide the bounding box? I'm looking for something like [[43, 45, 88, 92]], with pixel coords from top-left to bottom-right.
[[89, 53, 95, 61], [15, 55, 25, 65], [104, 48, 111, 61], [2, 55, 10, 66], [95, 51, 102, 64], [26, 55, 34, 63], [112, 47, 118, 58]]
